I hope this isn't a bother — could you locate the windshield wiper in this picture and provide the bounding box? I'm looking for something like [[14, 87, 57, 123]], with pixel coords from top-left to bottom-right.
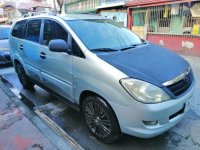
[[90, 48, 119, 52], [120, 42, 147, 51], [120, 45, 138, 51]]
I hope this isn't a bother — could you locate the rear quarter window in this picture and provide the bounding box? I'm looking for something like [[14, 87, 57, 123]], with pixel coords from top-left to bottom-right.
[[12, 20, 27, 39]]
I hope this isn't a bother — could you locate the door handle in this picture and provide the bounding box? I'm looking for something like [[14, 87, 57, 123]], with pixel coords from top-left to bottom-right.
[[40, 52, 46, 59], [19, 45, 23, 50]]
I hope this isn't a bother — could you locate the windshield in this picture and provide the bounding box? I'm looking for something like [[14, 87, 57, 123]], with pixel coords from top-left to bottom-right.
[[67, 19, 142, 51], [0, 27, 10, 40]]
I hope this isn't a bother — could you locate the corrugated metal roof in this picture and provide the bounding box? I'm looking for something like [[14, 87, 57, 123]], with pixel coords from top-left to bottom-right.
[[18, 2, 51, 10], [2, 2, 51, 10], [96, 1, 125, 9]]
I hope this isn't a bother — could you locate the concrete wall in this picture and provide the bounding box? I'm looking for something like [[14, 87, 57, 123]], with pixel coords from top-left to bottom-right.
[[147, 34, 200, 56]]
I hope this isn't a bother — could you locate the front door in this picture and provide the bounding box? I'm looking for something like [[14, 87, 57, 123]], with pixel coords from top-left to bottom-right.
[[39, 19, 73, 101], [132, 11, 147, 39]]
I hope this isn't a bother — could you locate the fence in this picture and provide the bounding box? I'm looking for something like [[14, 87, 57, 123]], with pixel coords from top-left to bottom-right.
[[132, 2, 200, 37]]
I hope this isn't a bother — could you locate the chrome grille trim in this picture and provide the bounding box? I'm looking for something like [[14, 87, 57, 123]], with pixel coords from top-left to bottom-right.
[[163, 67, 191, 86]]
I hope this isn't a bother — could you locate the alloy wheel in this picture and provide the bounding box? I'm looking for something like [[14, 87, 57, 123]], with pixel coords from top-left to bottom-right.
[[84, 102, 112, 138]]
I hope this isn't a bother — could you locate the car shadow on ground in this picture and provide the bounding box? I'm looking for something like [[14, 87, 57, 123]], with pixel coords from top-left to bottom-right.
[[0, 63, 12, 68], [50, 106, 187, 150]]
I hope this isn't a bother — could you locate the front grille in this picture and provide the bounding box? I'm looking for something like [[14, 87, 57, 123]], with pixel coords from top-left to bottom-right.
[[4, 55, 11, 62], [166, 72, 193, 96]]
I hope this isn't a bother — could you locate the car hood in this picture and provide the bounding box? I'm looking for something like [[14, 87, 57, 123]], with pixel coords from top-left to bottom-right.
[[0, 39, 9, 51], [98, 43, 190, 87]]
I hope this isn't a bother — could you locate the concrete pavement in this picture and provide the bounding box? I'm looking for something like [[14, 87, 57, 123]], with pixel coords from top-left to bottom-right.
[[0, 64, 14, 75], [0, 87, 57, 150], [0, 79, 79, 150]]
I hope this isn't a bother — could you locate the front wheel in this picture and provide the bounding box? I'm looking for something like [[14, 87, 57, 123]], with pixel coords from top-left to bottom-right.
[[82, 95, 121, 143], [16, 63, 35, 89]]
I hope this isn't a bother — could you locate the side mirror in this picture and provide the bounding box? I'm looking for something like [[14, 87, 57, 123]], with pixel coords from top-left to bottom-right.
[[49, 39, 70, 53]]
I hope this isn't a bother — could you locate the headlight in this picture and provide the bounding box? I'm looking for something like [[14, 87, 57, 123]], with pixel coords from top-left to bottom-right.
[[120, 78, 171, 103]]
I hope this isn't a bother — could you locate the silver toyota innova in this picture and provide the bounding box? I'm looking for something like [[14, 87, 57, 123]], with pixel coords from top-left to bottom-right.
[[10, 14, 195, 143]]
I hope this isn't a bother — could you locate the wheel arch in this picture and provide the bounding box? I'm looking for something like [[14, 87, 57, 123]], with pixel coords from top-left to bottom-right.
[[13, 59, 28, 74], [79, 90, 121, 131], [13, 59, 20, 72], [79, 90, 115, 113]]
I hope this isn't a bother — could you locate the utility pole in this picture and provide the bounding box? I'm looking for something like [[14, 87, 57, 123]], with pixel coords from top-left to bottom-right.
[[53, 0, 57, 14]]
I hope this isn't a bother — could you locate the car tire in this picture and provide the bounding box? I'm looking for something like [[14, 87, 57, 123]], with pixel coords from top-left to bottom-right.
[[82, 95, 121, 143], [16, 63, 35, 89]]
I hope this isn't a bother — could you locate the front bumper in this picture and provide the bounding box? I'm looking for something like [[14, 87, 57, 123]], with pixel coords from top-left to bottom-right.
[[110, 82, 195, 138]]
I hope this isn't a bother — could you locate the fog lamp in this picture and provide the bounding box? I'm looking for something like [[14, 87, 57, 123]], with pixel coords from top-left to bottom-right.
[[143, 120, 158, 126]]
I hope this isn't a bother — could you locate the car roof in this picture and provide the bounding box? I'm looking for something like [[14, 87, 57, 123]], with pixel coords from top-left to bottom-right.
[[60, 14, 107, 20], [14, 14, 107, 22]]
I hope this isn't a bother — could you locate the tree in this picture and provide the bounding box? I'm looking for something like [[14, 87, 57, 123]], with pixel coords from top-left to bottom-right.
[[56, 0, 64, 14]]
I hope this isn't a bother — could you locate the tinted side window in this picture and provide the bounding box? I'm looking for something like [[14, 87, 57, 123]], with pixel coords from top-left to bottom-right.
[[12, 20, 27, 39], [72, 39, 85, 58], [43, 20, 68, 46], [26, 20, 41, 43]]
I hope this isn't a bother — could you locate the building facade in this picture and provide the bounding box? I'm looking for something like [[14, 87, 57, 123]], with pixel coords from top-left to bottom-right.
[[96, 0, 127, 26], [126, 0, 200, 56], [64, 0, 98, 14], [0, 0, 51, 24], [64, 0, 128, 26], [64, 0, 200, 56]]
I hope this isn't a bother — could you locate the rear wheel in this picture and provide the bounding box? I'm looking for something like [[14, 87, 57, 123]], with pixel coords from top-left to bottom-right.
[[16, 63, 35, 89], [82, 95, 121, 143]]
